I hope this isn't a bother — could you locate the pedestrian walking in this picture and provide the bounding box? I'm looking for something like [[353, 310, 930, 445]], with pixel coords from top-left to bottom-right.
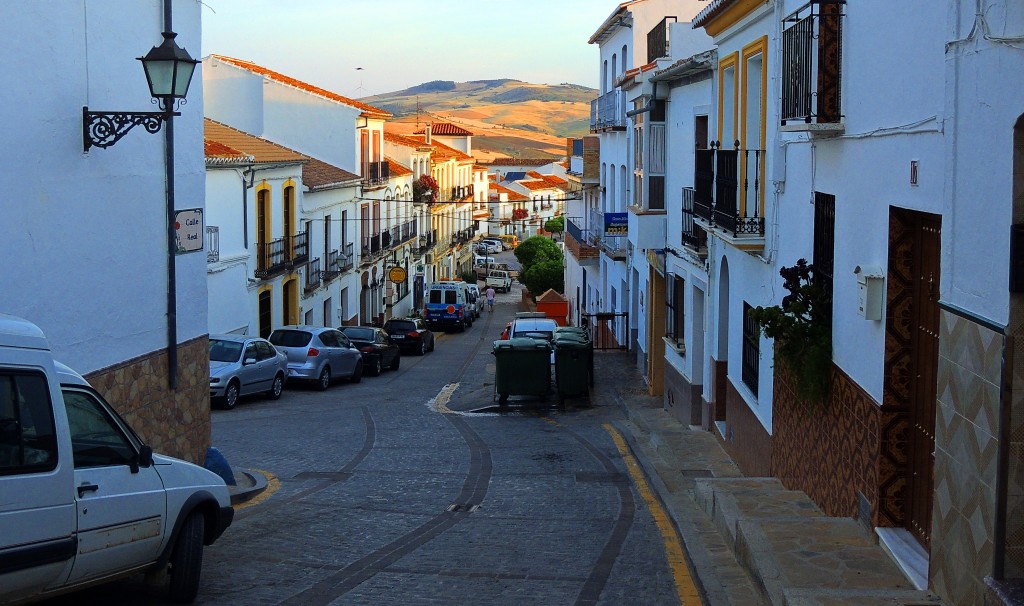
[[486, 286, 496, 311]]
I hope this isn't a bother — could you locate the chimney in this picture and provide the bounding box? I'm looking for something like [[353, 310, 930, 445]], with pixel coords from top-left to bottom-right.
[[425, 123, 432, 144]]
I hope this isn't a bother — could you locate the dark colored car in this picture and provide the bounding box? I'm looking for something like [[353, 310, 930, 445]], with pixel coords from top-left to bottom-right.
[[339, 326, 401, 376], [382, 317, 435, 356]]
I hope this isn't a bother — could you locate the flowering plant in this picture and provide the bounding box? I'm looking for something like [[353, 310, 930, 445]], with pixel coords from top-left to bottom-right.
[[413, 174, 439, 204], [512, 207, 529, 221]]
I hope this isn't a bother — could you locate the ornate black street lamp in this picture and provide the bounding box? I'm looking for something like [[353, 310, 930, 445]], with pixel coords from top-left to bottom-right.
[[83, 31, 198, 151], [82, 25, 198, 389]]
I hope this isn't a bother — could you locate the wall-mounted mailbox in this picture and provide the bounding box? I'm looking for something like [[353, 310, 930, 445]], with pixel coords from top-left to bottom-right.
[[854, 265, 884, 320]]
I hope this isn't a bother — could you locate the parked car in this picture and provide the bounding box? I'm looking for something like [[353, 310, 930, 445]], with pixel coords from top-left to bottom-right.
[[499, 234, 519, 249], [509, 313, 559, 363], [383, 317, 435, 355], [466, 283, 485, 319], [339, 326, 401, 376], [208, 334, 288, 409], [268, 326, 363, 389], [478, 240, 502, 254], [486, 270, 513, 293], [0, 313, 233, 604]]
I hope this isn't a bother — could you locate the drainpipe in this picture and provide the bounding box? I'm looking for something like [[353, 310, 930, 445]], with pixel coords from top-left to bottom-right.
[[625, 82, 658, 118], [241, 165, 255, 248]]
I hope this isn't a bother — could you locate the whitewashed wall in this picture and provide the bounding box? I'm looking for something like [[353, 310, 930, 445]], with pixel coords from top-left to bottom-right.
[[0, 0, 206, 372]]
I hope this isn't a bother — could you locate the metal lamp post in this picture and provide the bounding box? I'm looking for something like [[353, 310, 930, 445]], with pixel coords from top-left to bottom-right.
[[82, 27, 198, 390]]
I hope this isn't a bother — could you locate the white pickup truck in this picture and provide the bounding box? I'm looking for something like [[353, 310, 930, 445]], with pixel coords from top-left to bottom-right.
[[0, 313, 233, 604], [485, 270, 513, 293]]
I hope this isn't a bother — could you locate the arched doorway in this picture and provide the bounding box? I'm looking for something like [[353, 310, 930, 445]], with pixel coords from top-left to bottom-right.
[[713, 256, 730, 432]]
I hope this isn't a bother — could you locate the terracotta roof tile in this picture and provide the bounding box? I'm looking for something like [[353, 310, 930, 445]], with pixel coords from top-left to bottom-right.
[[526, 171, 545, 179], [488, 182, 530, 202], [384, 131, 430, 149], [414, 122, 474, 136], [204, 119, 360, 190], [204, 119, 306, 164], [210, 55, 391, 118], [483, 158, 556, 167], [384, 156, 413, 178], [204, 139, 252, 162], [520, 180, 555, 192], [409, 136, 473, 162]]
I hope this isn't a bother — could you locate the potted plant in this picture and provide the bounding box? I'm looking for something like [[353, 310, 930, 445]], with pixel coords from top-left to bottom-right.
[[413, 174, 439, 204], [749, 259, 832, 405]]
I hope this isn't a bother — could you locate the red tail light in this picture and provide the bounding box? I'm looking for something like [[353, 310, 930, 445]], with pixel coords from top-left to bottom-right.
[[307, 347, 320, 357], [360, 346, 375, 353], [407, 332, 420, 339]]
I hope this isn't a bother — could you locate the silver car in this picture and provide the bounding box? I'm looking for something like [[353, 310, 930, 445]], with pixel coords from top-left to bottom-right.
[[209, 334, 289, 409], [268, 326, 363, 390]]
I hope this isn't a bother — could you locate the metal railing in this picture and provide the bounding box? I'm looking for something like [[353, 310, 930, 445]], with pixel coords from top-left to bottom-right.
[[363, 161, 390, 186], [590, 89, 626, 131], [339, 242, 354, 271], [693, 141, 765, 237], [647, 16, 675, 64], [305, 257, 321, 293], [290, 232, 308, 264], [416, 230, 437, 256], [588, 209, 628, 258], [680, 188, 707, 254], [566, 217, 600, 262], [256, 237, 287, 279], [322, 249, 343, 282], [781, 2, 843, 125], [206, 226, 219, 263]]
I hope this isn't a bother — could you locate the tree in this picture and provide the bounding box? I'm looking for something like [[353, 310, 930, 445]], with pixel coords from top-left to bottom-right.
[[544, 216, 564, 235], [521, 258, 565, 297], [514, 236, 561, 271]]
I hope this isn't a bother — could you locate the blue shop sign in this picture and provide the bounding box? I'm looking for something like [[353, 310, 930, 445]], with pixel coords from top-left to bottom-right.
[[604, 212, 628, 237]]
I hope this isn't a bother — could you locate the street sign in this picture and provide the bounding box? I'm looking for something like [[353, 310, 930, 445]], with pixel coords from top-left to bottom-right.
[[388, 266, 408, 284], [174, 208, 204, 254]]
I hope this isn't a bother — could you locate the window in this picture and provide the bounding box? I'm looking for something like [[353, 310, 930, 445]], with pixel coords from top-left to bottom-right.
[[742, 302, 759, 396], [63, 388, 137, 469], [666, 275, 685, 346], [813, 192, 836, 309], [0, 372, 57, 474]]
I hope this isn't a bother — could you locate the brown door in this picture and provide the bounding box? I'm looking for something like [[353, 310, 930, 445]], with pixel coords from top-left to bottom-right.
[[904, 210, 941, 548]]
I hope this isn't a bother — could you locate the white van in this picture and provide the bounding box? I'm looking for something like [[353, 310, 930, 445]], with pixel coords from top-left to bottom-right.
[[466, 283, 485, 318], [424, 281, 473, 331], [0, 313, 233, 604]]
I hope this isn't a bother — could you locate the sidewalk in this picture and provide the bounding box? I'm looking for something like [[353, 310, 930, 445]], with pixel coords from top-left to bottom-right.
[[594, 351, 949, 606]]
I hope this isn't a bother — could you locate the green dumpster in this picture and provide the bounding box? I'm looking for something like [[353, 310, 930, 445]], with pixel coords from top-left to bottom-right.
[[554, 336, 592, 406], [554, 326, 591, 341], [492, 338, 552, 404]]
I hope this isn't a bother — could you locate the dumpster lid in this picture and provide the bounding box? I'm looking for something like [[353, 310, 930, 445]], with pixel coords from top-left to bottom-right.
[[554, 336, 590, 348], [493, 338, 551, 350]]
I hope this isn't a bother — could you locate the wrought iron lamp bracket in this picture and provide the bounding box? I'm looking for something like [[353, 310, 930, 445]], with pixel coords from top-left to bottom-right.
[[82, 106, 181, 152]]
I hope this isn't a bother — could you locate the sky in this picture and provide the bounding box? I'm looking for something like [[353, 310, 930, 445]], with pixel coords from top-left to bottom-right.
[[200, 0, 614, 99]]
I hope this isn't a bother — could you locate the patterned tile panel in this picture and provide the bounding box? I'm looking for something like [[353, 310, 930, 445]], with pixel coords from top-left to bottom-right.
[[85, 336, 211, 464]]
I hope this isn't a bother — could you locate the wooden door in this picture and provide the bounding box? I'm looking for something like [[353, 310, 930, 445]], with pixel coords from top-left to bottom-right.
[[905, 211, 941, 548]]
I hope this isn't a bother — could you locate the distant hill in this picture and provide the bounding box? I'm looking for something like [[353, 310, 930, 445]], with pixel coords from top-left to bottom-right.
[[361, 79, 596, 161]]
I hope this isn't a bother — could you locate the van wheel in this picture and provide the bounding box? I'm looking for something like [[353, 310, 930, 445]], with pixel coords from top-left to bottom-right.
[[167, 511, 204, 603]]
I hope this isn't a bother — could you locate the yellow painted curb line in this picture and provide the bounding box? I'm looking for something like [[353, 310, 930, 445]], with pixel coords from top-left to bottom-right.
[[604, 424, 703, 605], [233, 469, 280, 511]]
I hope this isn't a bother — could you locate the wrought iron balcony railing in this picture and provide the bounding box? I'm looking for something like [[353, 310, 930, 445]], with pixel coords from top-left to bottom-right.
[[680, 187, 708, 256], [588, 209, 628, 259], [692, 142, 765, 239], [647, 16, 676, 64], [305, 257, 321, 293], [363, 160, 390, 186], [590, 90, 626, 132], [781, 1, 844, 126], [206, 226, 220, 263], [361, 232, 383, 265], [566, 217, 600, 262], [416, 230, 437, 256], [339, 242, 354, 271], [255, 237, 288, 279], [322, 249, 343, 282], [289, 232, 308, 265]]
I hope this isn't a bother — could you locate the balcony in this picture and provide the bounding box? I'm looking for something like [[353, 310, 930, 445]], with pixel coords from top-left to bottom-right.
[[322, 249, 343, 282], [647, 17, 676, 64], [416, 230, 437, 256], [590, 90, 626, 132], [450, 227, 474, 247], [361, 232, 383, 265], [304, 257, 321, 293], [680, 188, 708, 258], [692, 142, 766, 251], [363, 161, 390, 187], [565, 217, 599, 266], [589, 209, 628, 260], [781, 2, 844, 135], [254, 232, 307, 280], [627, 204, 666, 251]]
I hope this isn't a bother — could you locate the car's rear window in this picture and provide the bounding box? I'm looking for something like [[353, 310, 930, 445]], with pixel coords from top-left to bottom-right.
[[209, 339, 243, 362], [387, 321, 416, 332], [269, 330, 312, 348], [343, 328, 374, 341]]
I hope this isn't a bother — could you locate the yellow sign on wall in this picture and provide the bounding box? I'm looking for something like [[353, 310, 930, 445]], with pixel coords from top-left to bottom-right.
[[388, 266, 407, 284]]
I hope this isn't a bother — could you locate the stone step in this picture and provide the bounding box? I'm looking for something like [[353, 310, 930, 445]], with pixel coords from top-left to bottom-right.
[[695, 478, 945, 605]]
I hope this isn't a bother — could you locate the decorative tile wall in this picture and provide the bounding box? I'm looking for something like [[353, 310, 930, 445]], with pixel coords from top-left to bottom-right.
[[772, 362, 905, 524], [932, 310, 1004, 606], [86, 336, 211, 464]]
